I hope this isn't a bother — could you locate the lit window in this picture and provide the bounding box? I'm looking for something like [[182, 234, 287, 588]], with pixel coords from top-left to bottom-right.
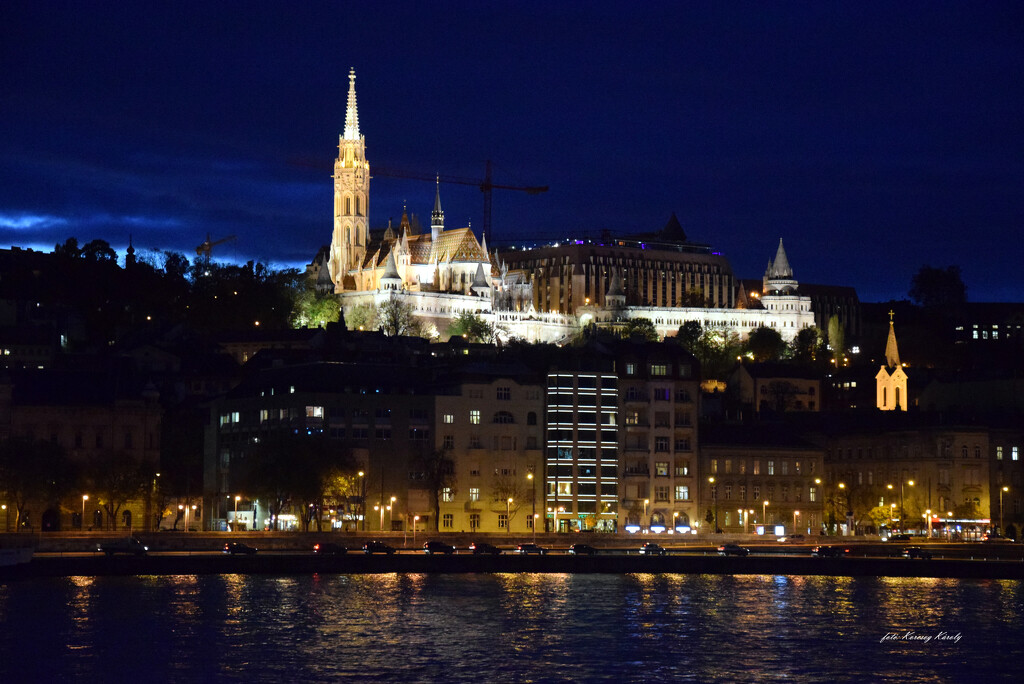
[[498, 514, 508, 529], [470, 410, 481, 425], [442, 487, 453, 503], [675, 485, 689, 501], [1014, 447, 1020, 462], [809, 487, 817, 502], [655, 461, 669, 476], [650, 364, 668, 376], [767, 460, 775, 476], [469, 488, 480, 502], [443, 414, 454, 424]]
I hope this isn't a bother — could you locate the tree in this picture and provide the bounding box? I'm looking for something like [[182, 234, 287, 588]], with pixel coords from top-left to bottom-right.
[[746, 326, 786, 362], [620, 317, 659, 341], [675, 320, 702, 351], [909, 265, 967, 310], [412, 448, 456, 532], [344, 302, 379, 331], [0, 437, 74, 531], [81, 239, 117, 262], [489, 474, 529, 531], [378, 294, 423, 337], [291, 278, 341, 329], [681, 288, 709, 307], [691, 326, 743, 381], [827, 315, 845, 367], [447, 311, 494, 343], [868, 505, 893, 533], [790, 327, 822, 365], [86, 452, 149, 531]]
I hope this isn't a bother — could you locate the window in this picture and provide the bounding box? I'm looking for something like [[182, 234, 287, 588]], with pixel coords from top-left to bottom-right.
[[767, 460, 775, 475], [470, 410, 481, 425], [675, 389, 691, 402], [724, 460, 732, 474], [781, 461, 788, 475], [493, 411, 514, 424], [655, 461, 669, 477], [557, 482, 572, 496], [469, 514, 480, 530], [675, 438, 690, 451], [655, 486, 669, 502], [724, 485, 732, 499], [653, 388, 670, 401], [710, 459, 718, 474], [375, 408, 391, 420], [650, 363, 668, 376], [498, 514, 509, 529], [809, 487, 817, 502], [375, 427, 391, 440], [469, 435, 482, 448], [443, 435, 455, 449], [675, 462, 689, 477], [469, 488, 480, 502], [997, 446, 1003, 460], [753, 486, 760, 500], [753, 460, 760, 475], [443, 413, 454, 424], [497, 387, 511, 400], [675, 485, 690, 501], [625, 362, 636, 375], [409, 428, 430, 441], [526, 515, 534, 529], [1014, 447, 1019, 462], [655, 437, 670, 452], [441, 487, 453, 503], [442, 513, 453, 529]]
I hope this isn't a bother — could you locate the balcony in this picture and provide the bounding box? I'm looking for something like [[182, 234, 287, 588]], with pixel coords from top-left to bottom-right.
[[623, 466, 650, 478]]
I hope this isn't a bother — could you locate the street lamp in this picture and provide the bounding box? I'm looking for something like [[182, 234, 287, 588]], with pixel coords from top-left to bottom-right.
[[358, 471, 365, 531], [82, 494, 89, 530], [925, 509, 932, 538], [412, 515, 420, 546], [234, 495, 241, 531], [708, 477, 717, 533], [900, 480, 915, 533], [763, 500, 769, 530], [793, 510, 800, 534], [527, 471, 536, 540], [1000, 486, 1009, 533], [643, 498, 650, 530], [389, 496, 396, 531], [507, 498, 513, 535], [191, 504, 197, 532], [548, 505, 564, 533], [375, 503, 384, 531], [2, 504, 7, 532], [674, 511, 680, 532], [838, 483, 847, 536]]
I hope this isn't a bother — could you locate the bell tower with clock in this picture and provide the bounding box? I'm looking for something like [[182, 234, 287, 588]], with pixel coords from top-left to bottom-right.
[[328, 68, 369, 290]]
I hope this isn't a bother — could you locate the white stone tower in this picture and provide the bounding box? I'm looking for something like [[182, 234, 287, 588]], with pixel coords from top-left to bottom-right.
[[876, 312, 908, 411], [329, 68, 370, 291]]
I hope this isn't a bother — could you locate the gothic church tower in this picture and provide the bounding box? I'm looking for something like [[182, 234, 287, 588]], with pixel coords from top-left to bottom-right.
[[329, 68, 369, 291], [875, 313, 908, 411]]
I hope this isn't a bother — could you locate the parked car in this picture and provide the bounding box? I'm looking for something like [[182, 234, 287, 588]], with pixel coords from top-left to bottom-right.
[[97, 537, 148, 557], [902, 546, 932, 560], [568, 544, 598, 556], [469, 542, 502, 555], [223, 542, 257, 555], [982, 533, 1011, 543], [313, 542, 346, 555], [717, 543, 749, 557], [639, 542, 667, 556], [363, 541, 396, 555], [885, 533, 911, 542], [516, 543, 547, 555], [811, 545, 848, 558], [423, 540, 457, 555], [777, 534, 805, 543]]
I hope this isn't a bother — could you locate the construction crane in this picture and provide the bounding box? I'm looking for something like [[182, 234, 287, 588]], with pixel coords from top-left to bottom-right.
[[372, 160, 547, 246], [195, 233, 237, 261]]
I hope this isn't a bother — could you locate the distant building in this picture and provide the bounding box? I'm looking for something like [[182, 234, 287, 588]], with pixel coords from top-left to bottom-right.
[[701, 424, 825, 535], [728, 362, 822, 416], [876, 314, 908, 411]]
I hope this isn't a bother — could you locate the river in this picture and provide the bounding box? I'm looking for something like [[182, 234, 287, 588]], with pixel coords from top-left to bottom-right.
[[1, 573, 1020, 682]]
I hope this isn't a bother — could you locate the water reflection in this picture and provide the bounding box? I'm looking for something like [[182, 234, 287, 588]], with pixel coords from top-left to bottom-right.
[[1, 573, 1021, 682]]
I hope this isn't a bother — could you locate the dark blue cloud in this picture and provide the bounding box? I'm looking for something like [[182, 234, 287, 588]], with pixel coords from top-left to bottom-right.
[[1, 1, 1022, 301]]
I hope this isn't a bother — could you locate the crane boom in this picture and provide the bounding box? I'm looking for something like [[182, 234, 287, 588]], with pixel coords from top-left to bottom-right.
[[195, 233, 237, 259], [371, 160, 547, 244]]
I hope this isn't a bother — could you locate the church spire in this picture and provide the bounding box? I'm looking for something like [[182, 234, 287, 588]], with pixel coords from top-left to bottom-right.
[[431, 176, 444, 240], [343, 68, 360, 141], [885, 311, 901, 369], [770, 238, 792, 278]]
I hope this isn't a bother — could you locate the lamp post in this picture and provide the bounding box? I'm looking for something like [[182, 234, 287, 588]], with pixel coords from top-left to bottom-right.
[[674, 511, 680, 532], [885, 483, 893, 506], [358, 471, 365, 531], [748, 509, 755, 535], [82, 495, 89, 530], [925, 509, 932, 538], [234, 495, 240, 531], [507, 498, 513, 535], [763, 500, 769, 531], [2, 504, 7, 532], [890, 503, 897, 532], [1000, 486, 1009, 533], [946, 510, 953, 541], [527, 471, 536, 540], [412, 515, 419, 546], [191, 504, 197, 532], [793, 510, 800, 534], [376, 503, 383, 532], [548, 506, 564, 533], [900, 479, 914, 533], [708, 477, 717, 534], [643, 498, 650, 530]]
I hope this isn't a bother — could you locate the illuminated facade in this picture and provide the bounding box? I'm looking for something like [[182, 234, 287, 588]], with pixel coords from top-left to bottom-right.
[[876, 314, 908, 411]]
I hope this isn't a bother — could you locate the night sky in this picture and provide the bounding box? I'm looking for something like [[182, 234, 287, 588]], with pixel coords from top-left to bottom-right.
[[2, 2, 1022, 303]]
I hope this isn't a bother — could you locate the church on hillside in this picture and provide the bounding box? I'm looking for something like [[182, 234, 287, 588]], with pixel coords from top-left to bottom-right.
[[308, 71, 830, 345]]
